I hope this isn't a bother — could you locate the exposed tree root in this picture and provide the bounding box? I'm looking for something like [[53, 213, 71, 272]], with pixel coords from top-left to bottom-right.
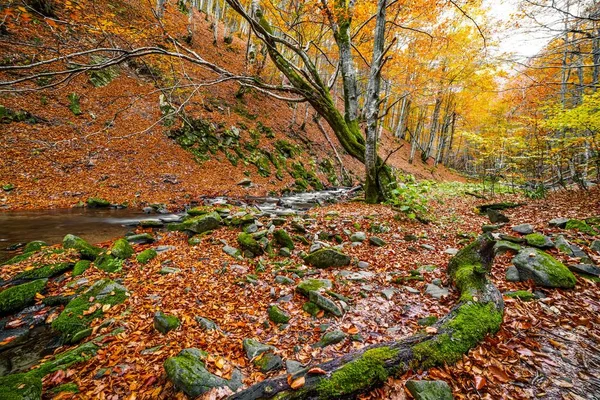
[[230, 234, 503, 400]]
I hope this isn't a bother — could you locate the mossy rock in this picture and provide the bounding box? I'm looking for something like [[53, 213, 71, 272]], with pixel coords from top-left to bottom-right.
[[296, 279, 332, 297], [566, 219, 598, 236], [308, 291, 342, 317], [94, 253, 124, 273], [14, 262, 72, 280], [304, 249, 351, 269], [126, 233, 155, 244], [524, 233, 553, 249], [23, 241, 47, 253], [178, 212, 221, 234], [267, 305, 290, 324], [512, 248, 576, 288], [302, 301, 320, 316], [63, 234, 101, 260], [110, 239, 134, 259], [0, 279, 47, 315], [253, 351, 283, 372], [186, 206, 214, 216], [154, 311, 180, 334], [87, 197, 111, 208], [237, 232, 262, 256], [164, 348, 242, 398], [417, 316, 438, 326], [0, 372, 42, 400], [314, 330, 347, 348], [504, 290, 536, 301], [405, 380, 453, 400], [273, 229, 294, 250], [72, 260, 91, 277], [52, 279, 127, 343], [493, 240, 521, 255], [136, 249, 157, 265], [242, 338, 275, 359], [1, 251, 37, 266]]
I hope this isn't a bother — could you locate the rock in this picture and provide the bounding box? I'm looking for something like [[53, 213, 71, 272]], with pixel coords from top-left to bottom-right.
[[487, 209, 509, 223], [304, 249, 351, 268], [568, 264, 600, 277], [237, 233, 262, 257], [369, 236, 386, 247], [482, 224, 504, 233], [420, 244, 435, 251], [314, 330, 346, 348], [425, 284, 448, 299], [94, 253, 124, 273], [154, 311, 180, 334], [125, 233, 155, 244], [72, 260, 91, 276], [243, 339, 275, 359], [404, 234, 418, 241], [499, 234, 526, 243], [357, 261, 370, 269], [268, 305, 290, 324], [494, 240, 521, 254], [512, 224, 534, 234], [524, 233, 554, 249], [14, 262, 72, 280], [444, 248, 459, 255], [63, 234, 101, 260], [431, 278, 442, 286], [164, 348, 242, 397], [222, 245, 241, 258], [195, 316, 218, 331], [302, 301, 320, 316], [549, 217, 569, 228], [381, 288, 395, 300], [504, 290, 536, 301], [279, 247, 292, 257], [404, 286, 420, 294], [590, 240, 600, 254], [308, 291, 342, 316], [110, 238, 134, 259], [338, 270, 375, 281], [555, 235, 573, 255], [159, 267, 181, 274], [179, 212, 221, 234], [136, 249, 157, 265], [285, 360, 304, 374], [505, 266, 520, 282], [275, 276, 295, 285], [566, 219, 598, 235], [0, 279, 47, 315], [512, 248, 576, 288], [237, 178, 252, 187], [253, 351, 283, 372], [350, 232, 366, 242], [139, 219, 163, 228], [296, 279, 332, 296], [23, 240, 47, 253], [405, 380, 453, 400], [273, 229, 295, 250], [244, 224, 258, 234], [87, 197, 111, 208]]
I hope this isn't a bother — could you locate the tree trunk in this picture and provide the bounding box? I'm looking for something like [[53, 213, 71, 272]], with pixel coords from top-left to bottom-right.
[[230, 234, 503, 400], [423, 96, 441, 162]]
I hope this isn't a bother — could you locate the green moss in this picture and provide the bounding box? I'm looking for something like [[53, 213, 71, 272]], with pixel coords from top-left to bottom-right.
[[273, 229, 294, 250], [513, 248, 576, 288], [411, 302, 502, 369], [136, 249, 157, 265], [94, 253, 124, 273], [63, 234, 102, 260], [447, 236, 492, 301], [316, 347, 399, 398], [187, 206, 213, 216], [302, 301, 320, 316], [14, 262, 72, 280], [0, 279, 47, 315], [237, 232, 262, 256], [268, 305, 290, 324], [417, 316, 438, 326], [86, 197, 110, 208], [565, 219, 598, 235], [154, 311, 181, 334], [504, 290, 535, 301], [0, 372, 42, 400], [49, 382, 79, 394], [110, 239, 134, 259], [1, 251, 36, 266], [72, 260, 91, 277], [52, 279, 127, 342], [23, 241, 47, 253], [523, 233, 552, 248], [296, 279, 332, 296]]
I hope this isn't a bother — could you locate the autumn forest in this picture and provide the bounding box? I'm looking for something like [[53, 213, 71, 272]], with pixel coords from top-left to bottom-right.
[[0, 0, 599, 399]]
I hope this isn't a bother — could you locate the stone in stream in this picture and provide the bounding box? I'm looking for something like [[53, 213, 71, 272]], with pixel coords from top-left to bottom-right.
[[125, 233, 155, 244], [405, 380, 453, 400], [164, 348, 242, 397], [267, 305, 290, 324], [0, 279, 47, 315], [369, 236, 386, 247], [86, 197, 111, 208], [139, 219, 163, 228], [487, 209, 509, 223], [179, 212, 222, 234], [523, 233, 554, 249], [549, 217, 569, 228], [425, 284, 449, 299], [154, 311, 180, 334], [505, 266, 520, 282], [512, 248, 576, 288], [195, 316, 219, 331], [512, 224, 534, 235], [313, 330, 347, 348], [304, 248, 351, 268], [63, 234, 102, 260], [350, 232, 366, 242]]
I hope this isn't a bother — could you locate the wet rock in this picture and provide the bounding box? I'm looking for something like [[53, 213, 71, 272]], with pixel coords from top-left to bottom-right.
[[154, 311, 180, 334], [350, 232, 366, 242], [314, 330, 346, 348], [512, 248, 576, 288], [549, 217, 569, 228], [195, 316, 218, 331], [125, 233, 155, 244], [524, 233, 554, 249], [87, 197, 111, 208], [505, 266, 520, 282], [63, 234, 102, 260], [164, 348, 242, 397], [425, 284, 448, 299], [512, 224, 534, 235], [405, 380, 453, 400], [0, 279, 47, 315], [308, 291, 342, 317], [267, 305, 290, 324], [304, 249, 350, 269], [369, 236, 386, 247], [179, 212, 221, 234]]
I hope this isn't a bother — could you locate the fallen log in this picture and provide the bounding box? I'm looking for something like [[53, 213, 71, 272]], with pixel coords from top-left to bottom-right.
[[229, 234, 503, 399]]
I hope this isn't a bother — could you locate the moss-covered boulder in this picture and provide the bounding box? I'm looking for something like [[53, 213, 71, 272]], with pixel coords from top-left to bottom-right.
[[186, 206, 213, 216], [524, 233, 554, 249], [164, 348, 243, 398], [14, 262, 73, 280], [237, 232, 262, 256], [253, 351, 283, 372], [267, 305, 290, 324], [125, 233, 155, 244], [94, 253, 124, 273], [63, 234, 101, 260], [0, 279, 47, 315], [23, 241, 47, 253], [273, 229, 294, 250], [566, 219, 598, 235], [493, 240, 521, 255], [304, 249, 351, 269], [154, 311, 180, 334], [405, 380, 453, 400], [0, 372, 42, 400], [110, 239, 134, 259], [512, 248, 576, 288], [136, 249, 157, 265], [72, 260, 91, 277], [52, 279, 127, 343], [296, 279, 332, 297], [179, 212, 221, 234], [314, 330, 347, 348], [87, 197, 111, 208]]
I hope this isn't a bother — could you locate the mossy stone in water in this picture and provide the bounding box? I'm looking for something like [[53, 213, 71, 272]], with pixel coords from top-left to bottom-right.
[[405, 380, 453, 400], [304, 249, 351, 269], [126, 233, 155, 244], [87, 197, 111, 208], [136, 249, 157, 265], [0, 279, 47, 315], [63, 234, 101, 260], [154, 311, 180, 334], [273, 229, 294, 250], [512, 248, 576, 288], [23, 241, 47, 253], [110, 239, 134, 259]]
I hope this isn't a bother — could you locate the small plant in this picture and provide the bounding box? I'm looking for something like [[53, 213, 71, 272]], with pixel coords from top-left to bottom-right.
[[387, 174, 430, 220], [68, 93, 81, 115], [523, 184, 547, 199]]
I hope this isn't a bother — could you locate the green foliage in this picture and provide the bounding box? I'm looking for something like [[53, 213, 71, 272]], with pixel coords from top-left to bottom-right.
[[68, 93, 81, 115], [387, 174, 430, 220], [523, 184, 547, 199]]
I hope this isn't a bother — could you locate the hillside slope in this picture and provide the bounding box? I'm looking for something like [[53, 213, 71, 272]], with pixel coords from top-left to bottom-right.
[[0, 1, 462, 210]]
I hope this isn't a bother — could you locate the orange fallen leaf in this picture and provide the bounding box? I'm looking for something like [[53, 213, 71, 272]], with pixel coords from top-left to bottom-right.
[[290, 376, 305, 390], [308, 367, 326, 375], [474, 375, 486, 390]]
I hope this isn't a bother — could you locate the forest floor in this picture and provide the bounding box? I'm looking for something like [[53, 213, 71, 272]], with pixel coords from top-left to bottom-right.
[[0, 185, 598, 400]]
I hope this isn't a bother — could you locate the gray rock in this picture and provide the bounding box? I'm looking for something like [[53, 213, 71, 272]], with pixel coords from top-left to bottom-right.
[[338, 270, 375, 281], [285, 360, 304, 374], [304, 249, 351, 269], [590, 240, 600, 254], [242, 338, 275, 359], [350, 232, 367, 242], [425, 284, 449, 299], [275, 275, 295, 285], [159, 267, 181, 274], [524, 233, 554, 249], [512, 224, 534, 234], [279, 247, 292, 257], [487, 209, 509, 223], [237, 178, 252, 187], [223, 245, 241, 258], [244, 224, 258, 234], [308, 291, 343, 316], [195, 316, 218, 331], [154, 311, 180, 334], [420, 244, 435, 251], [296, 279, 332, 296], [179, 212, 221, 234], [314, 330, 346, 348], [431, 278, 442, 286], [381, 288, 395, 300], [369, 236, 386, 247], [405, 380, 453, 400], [505, 265, 520, 282], [357, 261, 370, 269], [309, 243, 322, 253], [494, 240, 521, 254], [482, 224, 504, 233], [512, 248, 576, 288], [549, 217, 569, 228], [404, 286, 420, 294], [444, 248, 459, 255], [155, 245, 176, 253], [568, 264, 600, 277], [555, 235, 574, 255]]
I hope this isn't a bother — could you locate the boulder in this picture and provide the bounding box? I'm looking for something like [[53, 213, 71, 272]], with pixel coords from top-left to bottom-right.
[[308, 291, 342, 316], [314, 330, 346, 348], [568, 264, 600, 277], [0, 279, 47, 315], [296, 279, 332, 296], [164, 348, 242, 397], [486, 209, 509, 223], [369, 236, 386, 247], [549, 217, 569, 228], [87, 197, 111, 208], [273, 229, 295, 249], [72, 260, 91, 276], [523, 233, 554, 249], [110, 238, 134, 259], [494, 240, 521, 254], [154, 311, 180, 334], [180, 212, 221, 234], [512, 224, 534, 235], [23, 241, 47, 253], [125, 233, 155, 244], [555, 235, 573, 255], [405, 380, 453, 400], [243, 339, 275, 359], [304, 249, 350, 269], [425, 284, 449, 299], [63, 234, 101, 260], [512, 248, 576, 288], [136, 249, 157, 265], [505, 266, 520, 282], [268, 305, 290, 324]]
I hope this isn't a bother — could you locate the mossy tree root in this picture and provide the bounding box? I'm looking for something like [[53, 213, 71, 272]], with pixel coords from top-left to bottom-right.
[[229, 234, 503, 400]]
